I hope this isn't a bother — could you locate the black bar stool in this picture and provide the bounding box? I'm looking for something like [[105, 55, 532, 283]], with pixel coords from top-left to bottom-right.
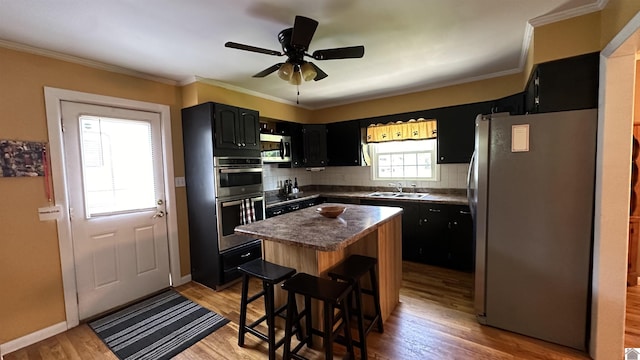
[[282, 272, 355, 360], [328, 255, 384, 360], [238, 258, 298, 360]]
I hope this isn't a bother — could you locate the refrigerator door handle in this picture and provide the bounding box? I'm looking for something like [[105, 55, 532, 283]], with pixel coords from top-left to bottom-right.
[[467, 150, 476, 220]]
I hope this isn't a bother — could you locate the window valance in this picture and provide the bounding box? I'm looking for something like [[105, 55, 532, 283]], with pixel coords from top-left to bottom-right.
[[366, 118, 437, 143]]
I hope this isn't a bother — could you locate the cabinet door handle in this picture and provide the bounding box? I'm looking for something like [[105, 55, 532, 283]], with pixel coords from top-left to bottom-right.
[[459, 210, 471, 215], [428, 208, 441, 213], [240, 252, 252, 258]]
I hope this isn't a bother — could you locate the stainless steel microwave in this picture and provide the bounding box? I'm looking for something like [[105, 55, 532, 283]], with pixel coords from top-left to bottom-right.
[[260, 133, 291, 163]]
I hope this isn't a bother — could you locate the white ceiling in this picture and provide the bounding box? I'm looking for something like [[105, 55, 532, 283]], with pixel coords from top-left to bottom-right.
[[0, 0, 600, 109]]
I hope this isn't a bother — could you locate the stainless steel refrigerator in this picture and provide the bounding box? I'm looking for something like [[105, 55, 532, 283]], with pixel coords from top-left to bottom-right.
[[468, 109, 597, 351]]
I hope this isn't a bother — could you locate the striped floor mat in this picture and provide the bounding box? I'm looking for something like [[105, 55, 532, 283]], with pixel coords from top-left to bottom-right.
[[89, 289, 229, 360]]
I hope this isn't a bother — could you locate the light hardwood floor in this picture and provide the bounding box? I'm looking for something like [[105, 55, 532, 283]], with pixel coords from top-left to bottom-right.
[[625, 284, 640, 349], [5, 262, 596, 359]]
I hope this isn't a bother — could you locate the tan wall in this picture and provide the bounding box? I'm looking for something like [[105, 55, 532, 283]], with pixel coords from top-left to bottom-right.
[[601, 0, 640, 48], [194, 82, 313, 123], [0, 46, 183, 343], [312, 73, 524, 123], [533, 11, 602, 64], [181, 82, 199, 108]]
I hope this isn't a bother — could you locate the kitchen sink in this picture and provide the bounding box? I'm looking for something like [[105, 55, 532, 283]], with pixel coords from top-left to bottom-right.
[[367, 192, 399, 197], [367, 192, 428, 199], [394, 193, 427, 199]]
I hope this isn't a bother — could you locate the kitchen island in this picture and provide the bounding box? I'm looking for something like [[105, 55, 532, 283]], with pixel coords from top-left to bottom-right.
[[235, 203, 403, 324]]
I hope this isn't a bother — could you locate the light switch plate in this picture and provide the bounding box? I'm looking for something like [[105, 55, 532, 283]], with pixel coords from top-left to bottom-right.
[[175, 176, 186, 187]]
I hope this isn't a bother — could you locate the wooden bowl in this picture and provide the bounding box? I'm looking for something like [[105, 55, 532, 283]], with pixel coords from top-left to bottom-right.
[[316, 205, 346, 218]]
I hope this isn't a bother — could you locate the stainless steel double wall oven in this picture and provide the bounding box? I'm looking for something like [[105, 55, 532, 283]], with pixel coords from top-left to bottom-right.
[[214, 157, 265, 252]]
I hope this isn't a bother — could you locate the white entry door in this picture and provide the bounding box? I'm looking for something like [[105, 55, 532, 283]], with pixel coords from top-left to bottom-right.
[[61, 101, 170, 320]]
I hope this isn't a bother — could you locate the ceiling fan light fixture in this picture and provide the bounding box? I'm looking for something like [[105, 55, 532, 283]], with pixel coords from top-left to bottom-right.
[[278, 62, 294, 81], [289, 70, 302, 85], [301, 62, 317, 81]]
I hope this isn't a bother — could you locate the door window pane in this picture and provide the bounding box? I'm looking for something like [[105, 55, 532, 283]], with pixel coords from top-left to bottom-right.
[[80, 116, 156, 217]]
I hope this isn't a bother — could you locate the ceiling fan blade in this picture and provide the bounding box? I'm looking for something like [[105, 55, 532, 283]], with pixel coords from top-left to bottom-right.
[[309, 62, 328, 81], [252, 63, 284, 78], [225, 41, 283, 56], [291, 16, 318, 50], [312, 45, 365, 60]]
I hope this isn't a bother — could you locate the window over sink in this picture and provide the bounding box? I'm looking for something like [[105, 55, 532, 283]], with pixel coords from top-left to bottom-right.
[[370, 139, 438, 181]]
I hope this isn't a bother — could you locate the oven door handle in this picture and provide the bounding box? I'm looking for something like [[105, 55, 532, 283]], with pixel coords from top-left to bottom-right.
[[221, 200, 243, 207], [221, 197, 263, 207], [219, 168, 263, 174]]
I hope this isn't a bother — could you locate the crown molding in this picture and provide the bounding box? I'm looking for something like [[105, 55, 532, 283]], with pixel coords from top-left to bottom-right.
[[529, 0, 607, 27], [0, 39, 178, 86], [519, 23, 535, 69], [194, 76, 315, 110]]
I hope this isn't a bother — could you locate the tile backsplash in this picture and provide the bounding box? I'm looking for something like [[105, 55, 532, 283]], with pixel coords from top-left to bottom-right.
[[262, 163, 470, 191]]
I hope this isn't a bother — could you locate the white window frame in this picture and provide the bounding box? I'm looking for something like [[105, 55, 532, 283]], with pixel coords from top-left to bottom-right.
[[370, 139, 439, 182]]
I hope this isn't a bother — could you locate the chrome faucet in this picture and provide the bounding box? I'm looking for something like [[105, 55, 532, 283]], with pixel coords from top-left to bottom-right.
[[389, 182, 403, 192]]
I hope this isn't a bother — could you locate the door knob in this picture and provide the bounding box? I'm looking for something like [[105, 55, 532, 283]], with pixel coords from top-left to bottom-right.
[[153, 211, 165, 219]]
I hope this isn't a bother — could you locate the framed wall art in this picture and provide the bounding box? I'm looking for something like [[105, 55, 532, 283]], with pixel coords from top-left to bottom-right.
[[0, 140, 47, 177]]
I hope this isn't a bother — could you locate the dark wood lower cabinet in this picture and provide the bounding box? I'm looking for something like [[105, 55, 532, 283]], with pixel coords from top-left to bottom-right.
[[447, 205, 474, 271], [361, 199, 473, 271], [419, 203, 474, 271]]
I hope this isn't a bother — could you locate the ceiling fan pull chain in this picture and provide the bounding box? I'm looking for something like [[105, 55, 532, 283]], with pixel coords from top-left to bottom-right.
[[297, 85, 300, 104]]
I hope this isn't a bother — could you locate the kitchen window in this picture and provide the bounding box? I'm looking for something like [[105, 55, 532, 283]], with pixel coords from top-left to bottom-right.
[[370, 139, 438, 181]]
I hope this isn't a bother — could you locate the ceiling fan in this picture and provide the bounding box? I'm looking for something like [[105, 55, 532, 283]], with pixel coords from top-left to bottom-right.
[[225, 15, 365, 84]]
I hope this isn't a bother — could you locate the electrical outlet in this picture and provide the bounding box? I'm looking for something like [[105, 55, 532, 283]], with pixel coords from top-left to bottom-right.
[[175, 177, 186, 187]]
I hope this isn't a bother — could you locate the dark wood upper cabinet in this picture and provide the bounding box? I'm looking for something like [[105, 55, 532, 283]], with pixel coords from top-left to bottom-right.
[[214, 103, 240, 150], [492, 92, 526, 115], [276, 122, 327, 167], [302, 124, 328, 167], [182, 102, 260, 158], [525, 52, 599, 114], [327, 120, 362, 166], [239, 109, 260, 150], [213, 103, 260, 151], [435, 101, 493, 164]]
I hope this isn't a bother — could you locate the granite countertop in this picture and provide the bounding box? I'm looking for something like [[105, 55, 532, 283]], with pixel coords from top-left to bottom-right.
[[235, 203, 403, 251], [265, 187, 468, 208]]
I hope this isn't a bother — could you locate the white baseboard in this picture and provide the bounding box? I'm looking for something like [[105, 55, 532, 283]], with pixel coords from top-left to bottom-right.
[[0, 321, 67, 356]]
